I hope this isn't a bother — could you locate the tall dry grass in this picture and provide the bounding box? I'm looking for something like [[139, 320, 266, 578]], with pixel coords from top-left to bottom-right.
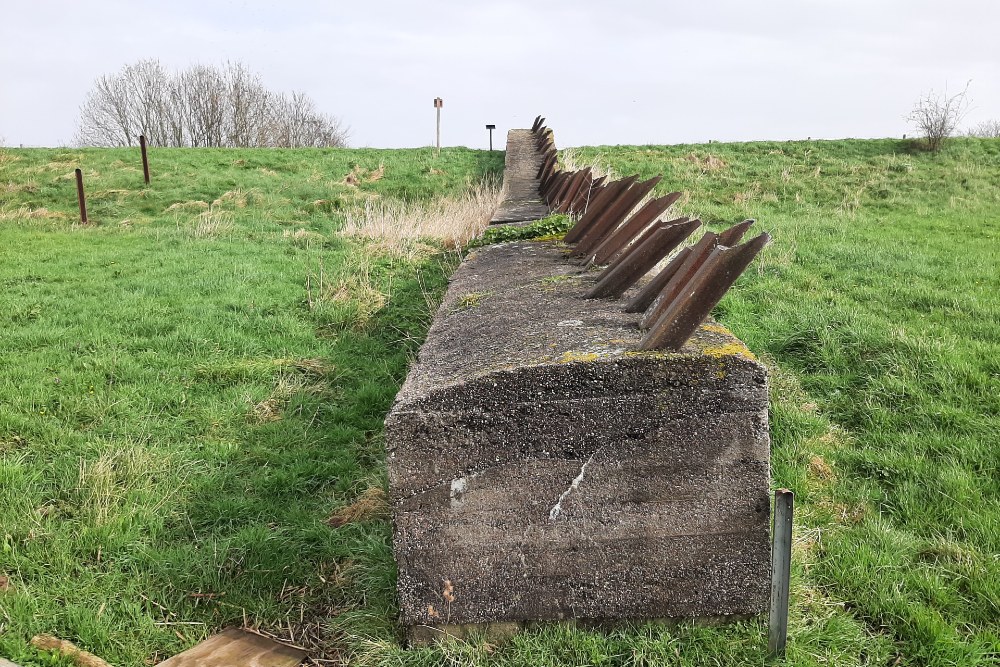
[[339, 178, 502, 255]]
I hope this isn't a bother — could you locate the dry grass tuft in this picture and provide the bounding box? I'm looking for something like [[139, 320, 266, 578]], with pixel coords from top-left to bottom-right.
[[191, 209, 234, 238], [0, 150, 20, 165], [2, 181, 36, 195], [327, 487, 389, 527], [808, 455, 835, 481], [76, 445, 174, 526], [0, 206, 69, 221], [685, 152, 729, 172], [212, 188, 263, 209], [165, 200, 209, 213], [248, 371, 320, 424], [560, 149, 617, 180], [340, 178, 502, 253], [342, 164, 385, 186], [283, 228, 326, 247]]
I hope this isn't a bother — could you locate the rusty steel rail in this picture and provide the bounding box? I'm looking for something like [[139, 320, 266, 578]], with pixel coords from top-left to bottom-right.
[[624, 245, 692, 313], [638, 220, 753, 328], [640, 233, 771, 350], [571, 175, 662, 259], [523, 114, 769, 350], [585, 219, 701, 299], [589, 191, 682, 265], [563, 176, 638, 243]]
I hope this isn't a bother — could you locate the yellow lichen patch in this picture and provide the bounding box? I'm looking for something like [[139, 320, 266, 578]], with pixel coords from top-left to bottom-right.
[[700, 322, 732, 336], [558, 351, 601, 364], [455, 291, 489, 310], [700, 341, 757, 361]]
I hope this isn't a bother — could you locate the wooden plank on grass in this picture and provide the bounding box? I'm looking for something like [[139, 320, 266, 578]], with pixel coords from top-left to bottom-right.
[[155, 628, 305, 667]]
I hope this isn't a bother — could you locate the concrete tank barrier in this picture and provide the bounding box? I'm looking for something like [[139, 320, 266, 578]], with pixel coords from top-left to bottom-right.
[[387, 118, 771, 643]]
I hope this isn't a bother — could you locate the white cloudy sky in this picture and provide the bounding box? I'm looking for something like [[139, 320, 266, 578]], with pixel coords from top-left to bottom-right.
[[2, 0, 998, 148]]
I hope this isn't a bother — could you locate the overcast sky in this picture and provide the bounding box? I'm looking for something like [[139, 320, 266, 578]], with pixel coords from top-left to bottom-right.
[[2, 0, 998, 148]]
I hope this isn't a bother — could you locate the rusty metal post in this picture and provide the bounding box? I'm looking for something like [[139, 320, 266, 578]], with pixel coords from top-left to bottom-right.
[[599, 216, 693, 277], [590, 192, 682, 265], [74, 168, 88, 224], [539, 158, 559, 191], [563, 173, 593, 214], [769, 489, 794, 659], [584, 219, 701, 299], [536, 149, 557, 179], [639, 231, 720, 329], [556, 169, 589, 211], [639, 233, 771, 350], [572, 175, 662, 259], [624, 246, 692, 313], [551, 170, 579, 207], [563, 176, 637, 243], [570, 176, 606, 215], [638, 218, 755, 328], [543, 171, 568, 203], [139, 135, 150, 185], [540, 169, 561, 198]]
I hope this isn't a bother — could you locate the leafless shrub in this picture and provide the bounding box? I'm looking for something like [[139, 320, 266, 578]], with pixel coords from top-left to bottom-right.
[[76, 59, 348, 148], [968, 119, 1000, 138], [907, 83, 971, 151]]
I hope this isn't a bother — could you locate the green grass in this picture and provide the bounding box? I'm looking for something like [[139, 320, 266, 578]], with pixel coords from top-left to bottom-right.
[[1, 138, 998, 666], [0, 146, 501, 666]]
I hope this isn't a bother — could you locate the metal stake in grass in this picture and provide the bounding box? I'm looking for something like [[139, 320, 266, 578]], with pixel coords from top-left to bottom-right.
[[74, 168, 88, 224], [139, 134, 150, 185], [769, 488, 794, 658]]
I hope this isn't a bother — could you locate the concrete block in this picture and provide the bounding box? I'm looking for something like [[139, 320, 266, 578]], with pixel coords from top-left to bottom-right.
[[386, 241, 770, 637]]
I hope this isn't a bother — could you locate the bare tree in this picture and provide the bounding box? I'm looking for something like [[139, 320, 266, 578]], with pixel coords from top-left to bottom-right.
[[75, 59, 348, 148], [968, 119, 1000, 138], [907, 83, 971, 151]]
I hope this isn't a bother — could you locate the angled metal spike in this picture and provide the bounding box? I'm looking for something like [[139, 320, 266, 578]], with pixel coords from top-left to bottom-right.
[[557, 169, 591, 213], [590, 192, 683, 265], [536, 149, 558, 179], [639, 231, 720, 329], [584, 219, 701, 299], [562, 173, 593, 214], [718, 219, 755, 246], [563, 176, 638, 243], [623, 245, 692, 313], [569, 175, 606, 215], [551, 170, 579, 207], [572, 176, 663, 259], [639, 233, 771, 350], [541, 169, 566, 198]]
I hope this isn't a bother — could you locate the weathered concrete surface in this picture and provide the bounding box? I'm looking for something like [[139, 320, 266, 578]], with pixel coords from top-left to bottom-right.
[[490, 129, 551, 224], [386, 241, 770, 636]]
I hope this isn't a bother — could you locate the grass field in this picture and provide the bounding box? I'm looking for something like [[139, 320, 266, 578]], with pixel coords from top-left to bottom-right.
[[1, 137, 998, 666]]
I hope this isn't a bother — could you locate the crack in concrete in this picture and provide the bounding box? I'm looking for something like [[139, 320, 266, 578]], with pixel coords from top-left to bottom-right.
[[548, 449, 600, 520]]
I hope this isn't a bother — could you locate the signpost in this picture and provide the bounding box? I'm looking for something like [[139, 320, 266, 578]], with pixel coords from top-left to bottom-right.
[[433, 97, 443, 153], [486, 124, 496, 151]]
